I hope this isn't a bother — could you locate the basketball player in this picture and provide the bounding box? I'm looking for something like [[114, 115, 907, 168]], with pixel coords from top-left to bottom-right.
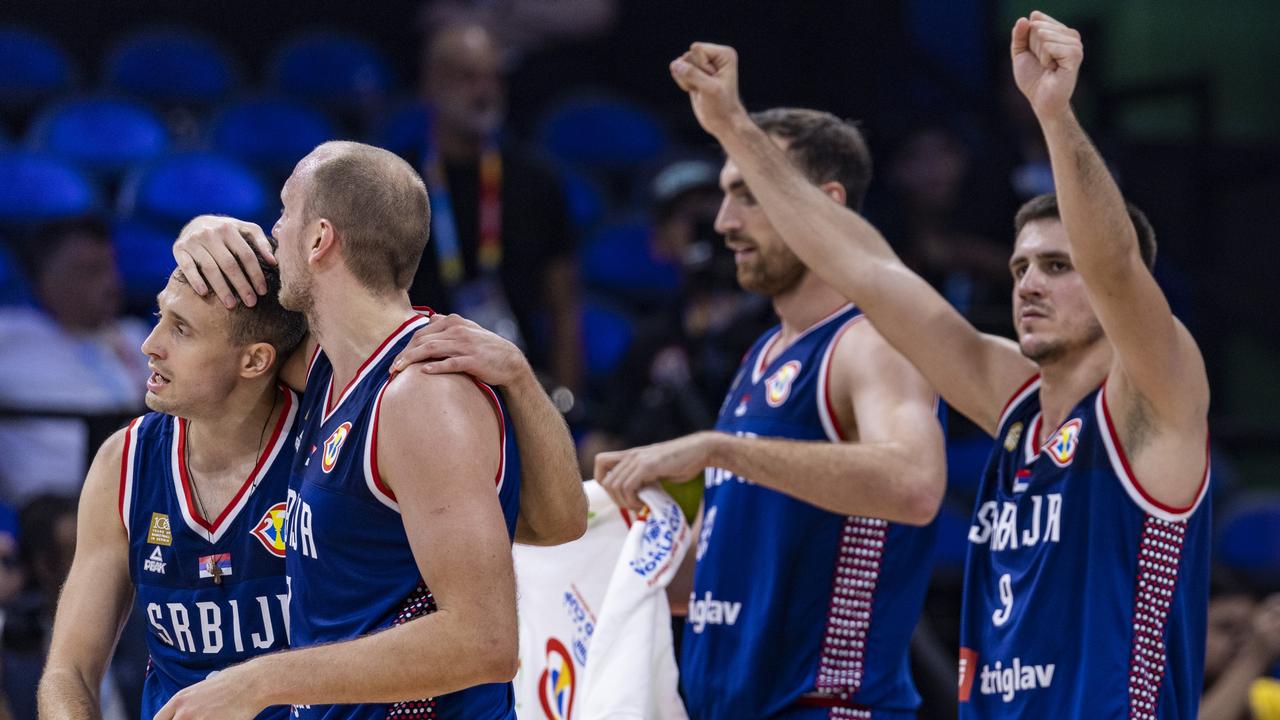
[[596, 108, 947, 718], [668, 13, 1211, 718], [39, 242, 584, 718], [38, 247, 306, 720], [154, 142, 528, 720]]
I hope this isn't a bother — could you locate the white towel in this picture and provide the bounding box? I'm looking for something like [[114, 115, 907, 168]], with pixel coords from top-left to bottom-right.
[[513, 481, 690, 720]]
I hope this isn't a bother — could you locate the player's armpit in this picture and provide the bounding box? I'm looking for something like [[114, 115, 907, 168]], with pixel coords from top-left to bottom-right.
[[37, 427, 136, 720]]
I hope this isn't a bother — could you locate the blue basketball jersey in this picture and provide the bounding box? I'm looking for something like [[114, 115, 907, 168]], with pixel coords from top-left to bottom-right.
[[958, 377, 1210, 718], [122, 386, 299, 720], [285, 314, 522, 720], [682, 304, 938, 720]]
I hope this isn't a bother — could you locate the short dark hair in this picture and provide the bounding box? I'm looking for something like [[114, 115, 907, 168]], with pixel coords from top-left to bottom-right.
[[1013, 193, 1157, 271], [750, 108, 873, 212], [173, 237, 306, 362], [304, 141, 431, 294], [17, 215, 111, 283]]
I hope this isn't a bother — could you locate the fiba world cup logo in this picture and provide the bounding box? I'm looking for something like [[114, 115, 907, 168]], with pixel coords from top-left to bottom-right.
[[538, 638, 576, 719]]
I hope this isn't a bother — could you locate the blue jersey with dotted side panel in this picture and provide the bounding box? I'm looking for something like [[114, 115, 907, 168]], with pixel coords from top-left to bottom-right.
[[285, 314, 521, 720], [122, 386, 299, 720], [681, 304, 938, 720], [957, 377, 1210, 719]]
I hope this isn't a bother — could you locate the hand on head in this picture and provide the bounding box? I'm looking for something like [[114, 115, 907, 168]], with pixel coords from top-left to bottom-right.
[[173, 216, 277, 309]]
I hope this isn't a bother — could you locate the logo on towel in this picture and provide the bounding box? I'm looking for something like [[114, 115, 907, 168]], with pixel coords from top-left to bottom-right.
[[765, 361, 802, 407], [538, 638, 576, 720], [321, 422, 353, 473], [251, 502, 287, 558]]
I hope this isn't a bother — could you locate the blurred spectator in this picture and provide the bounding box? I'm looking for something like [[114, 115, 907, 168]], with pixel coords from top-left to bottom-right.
[[409, 22, 583, 392], [0, 504, 20, 720], [3, 495, 71, 720], [0, 217, 149, 504], [1201, 573, 1280, 720], [420, 0, 617, 61], [877, 123, 1011, 327], [578, 157, 772, 476]]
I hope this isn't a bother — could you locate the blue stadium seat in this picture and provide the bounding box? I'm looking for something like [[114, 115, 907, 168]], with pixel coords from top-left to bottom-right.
[[1218, 495, 1280, 575], [558, 165, 606, 233], [0, 244, 33, 306], [27, 97, 169, 177], [105, 29, 238, 105], [370, 100, 429, 159], [118, 153, 268, 229], [267, 32, 393, 108], [581, 297, 634, 377], [112, 217, 177, 308], [0, 152, 99, 225], [211, 97, 340, 175], [537, 95, 668, 171], [0, 27, 76, 109], [580, 220, 679, 300]]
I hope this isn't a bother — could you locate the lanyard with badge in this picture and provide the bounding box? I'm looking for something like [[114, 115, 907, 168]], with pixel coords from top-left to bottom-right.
[[422, 130, 526, 350]]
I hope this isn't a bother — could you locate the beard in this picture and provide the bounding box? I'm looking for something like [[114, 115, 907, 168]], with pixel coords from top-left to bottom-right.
[[278, 267, 314, 315], [735, 242, 807, 297], [1019, 316, 1105, 363]]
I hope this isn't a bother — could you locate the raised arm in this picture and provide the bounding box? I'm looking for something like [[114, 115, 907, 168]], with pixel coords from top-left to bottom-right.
[[1015, 12, 1209, 503], [156, 373, 517, 719], [598, 321, 945, 525], [393, 313, 588, 545], [669, 43, 1035, 435], [37, 429, 136, 720]]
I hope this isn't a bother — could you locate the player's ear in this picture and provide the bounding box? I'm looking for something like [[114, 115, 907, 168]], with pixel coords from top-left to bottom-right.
[[818, 181, 847, 206], [240, 341, 278, 380], [312, 219, 337, 263]]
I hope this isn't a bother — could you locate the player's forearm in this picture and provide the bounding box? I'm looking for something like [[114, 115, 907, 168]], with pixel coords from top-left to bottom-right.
[[1038, 110, 1142, 280], [37, 667, 103, 720], [506, 370, 588, 546], [1197, 646, 1272, 720], [236, 607, 518, 708], [715, 116, 898, 299], [704, 432, 942, 524]]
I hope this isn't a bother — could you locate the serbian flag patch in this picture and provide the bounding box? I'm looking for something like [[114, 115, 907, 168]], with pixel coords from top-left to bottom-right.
[[198, 553, 233, 579]]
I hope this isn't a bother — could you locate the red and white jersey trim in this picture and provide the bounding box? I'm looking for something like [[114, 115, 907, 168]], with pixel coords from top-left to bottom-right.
[[751, 303, 855, 385], [815, 515, 888, 699], [1095, 386, 1210, 522], [363, 380, 399, 512], [362, 377, 508, 514], [998, 374, 1041, 435], [118, 417, 143, 537], [170, 388, 298, 543], [816, 315, 865, 442], [322, 315, 430, 425]]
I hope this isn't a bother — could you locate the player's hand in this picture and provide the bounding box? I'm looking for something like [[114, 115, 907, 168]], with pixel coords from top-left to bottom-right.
[[173, 215, 276, 308], [392, 313, 532, 387], [596, 433, 714, 512], [1010, 11, 1083, 121], [669, 42, 750, 140], [1249, 593, 1280, 662], [152, 668, 265, 720]]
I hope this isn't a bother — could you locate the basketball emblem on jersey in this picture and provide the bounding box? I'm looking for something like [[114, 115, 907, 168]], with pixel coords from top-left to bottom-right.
[[765, 361, 802, 407], [1004, 422, 1024, 453], [251, 502, 287, 558], [538, 638, 576, 720], [1046, 418, 1083, 467], [321, 422, 353, 474]]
